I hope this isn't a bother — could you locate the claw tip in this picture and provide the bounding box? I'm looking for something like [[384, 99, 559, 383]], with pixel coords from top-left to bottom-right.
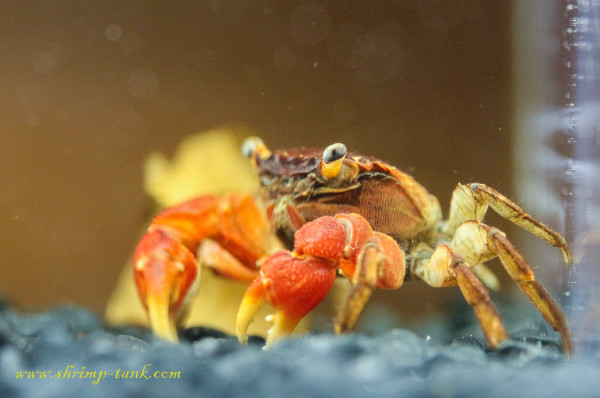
[[562, 246, 573, 267], [236, 278, 267, 345]]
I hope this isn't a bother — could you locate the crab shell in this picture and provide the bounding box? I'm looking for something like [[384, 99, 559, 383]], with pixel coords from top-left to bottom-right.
[[248, 143, 443, 248]]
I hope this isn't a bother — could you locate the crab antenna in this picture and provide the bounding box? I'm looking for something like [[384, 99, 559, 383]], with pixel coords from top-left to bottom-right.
[[241, 136, 271, 164], [321, 143, 347, 179]]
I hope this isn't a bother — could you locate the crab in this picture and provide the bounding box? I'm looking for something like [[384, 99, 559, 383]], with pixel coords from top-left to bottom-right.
[[133, 137, 573, 354]]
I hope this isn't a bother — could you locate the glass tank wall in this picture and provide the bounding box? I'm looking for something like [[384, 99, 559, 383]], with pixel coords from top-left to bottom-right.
[[513, 1, 600, 356]]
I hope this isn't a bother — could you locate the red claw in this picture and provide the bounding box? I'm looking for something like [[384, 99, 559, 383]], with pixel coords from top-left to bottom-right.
[[237, 212, 406, 347], [237, 251, 337, 347], [261, 251, 337, 321], [294, 216, 347, 259]]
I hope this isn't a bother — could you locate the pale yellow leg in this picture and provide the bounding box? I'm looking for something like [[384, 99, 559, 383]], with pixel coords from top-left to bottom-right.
[[450, 221, 573, 355], [443, 183, 571, 265], [454, 261, 507, 348], [410, 243, 507, 349]]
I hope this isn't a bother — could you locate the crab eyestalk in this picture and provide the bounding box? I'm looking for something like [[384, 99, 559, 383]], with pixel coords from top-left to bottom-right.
[[134, 229, 200, 343], [320, 143, 347, 179], [242, 136, 272, 165]]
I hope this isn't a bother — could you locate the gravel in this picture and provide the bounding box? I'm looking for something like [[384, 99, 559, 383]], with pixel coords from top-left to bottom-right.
[[1, 301, 599, 398]]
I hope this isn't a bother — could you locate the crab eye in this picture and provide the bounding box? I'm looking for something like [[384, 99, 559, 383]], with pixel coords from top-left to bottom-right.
[[241, 136, 270, 160], [241, 137, 261, 158], [323, 143, 346, 164], [321, 143, 347, 179]]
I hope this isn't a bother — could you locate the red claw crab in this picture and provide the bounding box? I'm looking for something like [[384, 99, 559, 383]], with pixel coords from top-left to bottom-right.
[[133, 137, 573, 354]]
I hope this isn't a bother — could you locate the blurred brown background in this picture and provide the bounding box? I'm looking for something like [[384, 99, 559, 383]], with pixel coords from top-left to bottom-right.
[[0, 1, 515, 319]]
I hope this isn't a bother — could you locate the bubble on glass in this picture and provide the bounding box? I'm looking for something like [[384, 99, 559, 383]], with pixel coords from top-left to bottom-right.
[[417, 0, 466, 33], [26, 113, 41, 128], [354, 25, 406, 83], [105, 23, 122, 41], [120, 32, 143, 55], [327, 23, 370, 69], [289, 3, 332, 45], [272, 48, 297, 72], [128, 69, 158, 99], [15, 81, 45, 108], [11, 207, 28, 221], [32, 51, 58, 75]]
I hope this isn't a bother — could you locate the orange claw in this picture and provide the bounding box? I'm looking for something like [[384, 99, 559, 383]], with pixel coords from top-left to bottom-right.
[[134, 193, 277, 342], [134, 229, 199, 342], [236, 251, 337, 348]]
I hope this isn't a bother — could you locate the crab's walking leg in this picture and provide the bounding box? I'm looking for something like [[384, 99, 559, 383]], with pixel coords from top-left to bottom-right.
[[411, 244, 507, 349], [451, 221, 573, 355], [334, 232, 406, 334], [333, 242, 379, 334], [454, 261, 508, 348], [444, 183, 572, 265]]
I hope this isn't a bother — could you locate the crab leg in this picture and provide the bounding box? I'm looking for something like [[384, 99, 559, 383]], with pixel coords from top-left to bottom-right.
[[411, 243, 507, 349], [454, 260, 507, 348], [451, 221, 573, 355], [333, 242, 379, 335], [334, 232, 406, 333], [134, 193, 275, 342], [443, 183, 572, 265], [489, 230, 573, 355]]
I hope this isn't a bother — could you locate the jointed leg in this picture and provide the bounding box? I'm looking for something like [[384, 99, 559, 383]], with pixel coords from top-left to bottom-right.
[[490, 231, 573, 355], [454, 261, 507, 348], [334, 242, 381, 334], [335, 232, 407, 334], [411, 244, 507, 349], [443, 183, 572, 265], [197, 239, 260, 282], [451, 221, 573, 355]]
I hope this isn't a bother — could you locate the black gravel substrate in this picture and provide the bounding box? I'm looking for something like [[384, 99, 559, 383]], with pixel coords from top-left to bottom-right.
[[1, 302, 600, 398]]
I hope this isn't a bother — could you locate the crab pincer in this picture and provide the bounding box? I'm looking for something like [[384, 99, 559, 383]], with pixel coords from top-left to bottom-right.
[[237, 213, 406, 348], [134, 228, 199, 342], [134, 193, 276, 342], [236, 251, 337, 347]]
